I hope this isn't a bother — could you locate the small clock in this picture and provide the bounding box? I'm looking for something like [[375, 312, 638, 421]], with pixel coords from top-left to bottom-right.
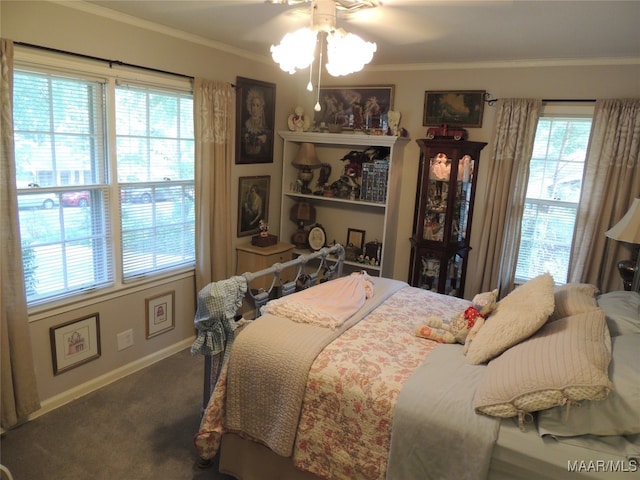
[[307, 224, 326, 251]]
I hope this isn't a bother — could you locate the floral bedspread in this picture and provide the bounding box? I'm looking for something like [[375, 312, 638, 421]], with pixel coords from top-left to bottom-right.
[[292, 286, 470, 480]]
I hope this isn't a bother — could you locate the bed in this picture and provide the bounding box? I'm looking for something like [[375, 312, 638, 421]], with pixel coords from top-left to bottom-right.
[[192, 244, 640, 480]]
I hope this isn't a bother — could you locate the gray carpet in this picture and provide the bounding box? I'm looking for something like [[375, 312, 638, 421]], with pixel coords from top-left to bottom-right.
[[1, 348, 233, 480]]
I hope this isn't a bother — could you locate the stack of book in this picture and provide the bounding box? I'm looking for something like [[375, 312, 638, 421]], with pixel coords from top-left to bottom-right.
[[360, 159, 389, 203]]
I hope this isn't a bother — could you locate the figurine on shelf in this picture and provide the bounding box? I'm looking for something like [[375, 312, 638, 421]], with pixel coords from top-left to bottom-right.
[[387, 110, 401, 136], [287, 106, 310, 132], [429, 153, 451, 181]]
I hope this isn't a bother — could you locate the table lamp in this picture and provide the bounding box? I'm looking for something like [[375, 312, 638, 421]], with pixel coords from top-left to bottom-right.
[[605, 198, 640, 292], [292, 143, 321, 194], [290, 201, 316, 248]]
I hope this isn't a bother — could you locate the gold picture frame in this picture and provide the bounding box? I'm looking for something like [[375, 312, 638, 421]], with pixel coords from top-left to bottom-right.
[[145, 291, 175, 339], [423, 90, 486, 127], [50, 314, 101, 375], [313, 85, 395, 130]]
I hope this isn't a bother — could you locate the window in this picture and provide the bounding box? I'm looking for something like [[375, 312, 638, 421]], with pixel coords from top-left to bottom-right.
[[13, 66, 194, 306], [115, 84, 195, 280], [515, 108, 593, 284]]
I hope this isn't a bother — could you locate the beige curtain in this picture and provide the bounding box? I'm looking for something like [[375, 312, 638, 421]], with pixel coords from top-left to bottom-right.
[[1, 38, 41, 428], [569, 99, 640, 292], [471, 98, 542, 298], [194, 78, 235, 291]]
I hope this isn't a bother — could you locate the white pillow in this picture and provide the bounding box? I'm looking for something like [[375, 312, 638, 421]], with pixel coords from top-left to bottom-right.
[[473, 310, 612, 422], [466, 273, 555, 365], [537, 333, 638, 436], [548, 283, 599, 321]]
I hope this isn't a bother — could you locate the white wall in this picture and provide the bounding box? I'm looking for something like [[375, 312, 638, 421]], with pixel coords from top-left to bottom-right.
[[2, 1, 639, 411]]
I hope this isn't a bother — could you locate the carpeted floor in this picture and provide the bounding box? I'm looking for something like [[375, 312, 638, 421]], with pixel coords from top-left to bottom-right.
[[1, 348, 233, 480]]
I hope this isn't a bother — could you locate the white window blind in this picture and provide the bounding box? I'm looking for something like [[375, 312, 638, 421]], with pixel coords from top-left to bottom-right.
[[515, 114, 593, 284], [14, 71, 113, 305], [115, 84, 195, 280]]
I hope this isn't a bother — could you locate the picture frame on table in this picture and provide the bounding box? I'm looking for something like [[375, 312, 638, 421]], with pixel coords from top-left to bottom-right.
[[146, 291, 175, 339], [235, 76, 276, 164], [347, 228, 366, 252], [423, 90, 486, 127], [313, 85, 394, 130], [50, 314, 101, 375], [238, 175, 270, 237]]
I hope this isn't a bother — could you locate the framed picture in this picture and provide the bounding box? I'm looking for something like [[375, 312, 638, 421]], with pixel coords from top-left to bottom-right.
[[313, 85, 394, 130], [50, 314, 101, 375], [235, 76, 276, 164], [423, 90, 486, 127], [146, 291, 175, 339], [238, 175, 270, 237], [347, 228, 365, 252]]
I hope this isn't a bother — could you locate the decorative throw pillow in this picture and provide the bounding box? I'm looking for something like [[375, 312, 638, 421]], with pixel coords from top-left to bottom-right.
[[596, 291, 640, 336], [548, 283, 599, 321], [465, 273, 555, 365], [537, 334, 639, 437], [473, 310, 612, 424]]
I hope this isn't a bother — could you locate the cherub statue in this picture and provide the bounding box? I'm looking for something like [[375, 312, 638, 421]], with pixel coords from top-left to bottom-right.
[[287, 106, 310, 132]]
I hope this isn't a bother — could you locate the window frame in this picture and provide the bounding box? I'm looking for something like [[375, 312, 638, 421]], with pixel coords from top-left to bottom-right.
[[13, 48, 195, 314], [514, 103, 594, 285]]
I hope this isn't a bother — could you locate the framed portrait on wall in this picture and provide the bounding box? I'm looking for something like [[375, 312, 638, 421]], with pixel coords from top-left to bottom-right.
[[145, 291, 175, 339], [235, 76, 276, 164], [238, 175, 270, 237]]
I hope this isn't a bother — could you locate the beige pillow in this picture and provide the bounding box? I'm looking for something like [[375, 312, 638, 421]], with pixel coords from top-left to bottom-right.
[[473, 310, 612, 423], [465, 273, 555, 365], [548, 283, 599, 321]]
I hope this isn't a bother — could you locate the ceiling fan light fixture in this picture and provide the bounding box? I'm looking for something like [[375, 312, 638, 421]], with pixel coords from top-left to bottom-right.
[[270, 0, 376, 76]]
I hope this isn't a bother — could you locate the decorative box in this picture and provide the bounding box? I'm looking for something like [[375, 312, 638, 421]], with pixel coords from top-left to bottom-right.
[[252, 234, 278, 247]]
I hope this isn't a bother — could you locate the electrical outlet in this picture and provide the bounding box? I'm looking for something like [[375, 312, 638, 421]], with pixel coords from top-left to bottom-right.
[[117, 329, 134, 351]]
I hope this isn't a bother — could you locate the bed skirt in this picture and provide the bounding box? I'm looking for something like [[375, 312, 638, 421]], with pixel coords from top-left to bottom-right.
[[219, 433, 320, 480]]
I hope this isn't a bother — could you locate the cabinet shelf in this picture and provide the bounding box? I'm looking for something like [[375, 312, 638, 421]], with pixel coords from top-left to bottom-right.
[[279, 131, 409, 278], [284, 191, 386, 209]]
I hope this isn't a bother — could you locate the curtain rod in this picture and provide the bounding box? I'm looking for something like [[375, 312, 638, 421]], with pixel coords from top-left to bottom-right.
[[15, 41, 194, 80], [483, 92, 595, 106]]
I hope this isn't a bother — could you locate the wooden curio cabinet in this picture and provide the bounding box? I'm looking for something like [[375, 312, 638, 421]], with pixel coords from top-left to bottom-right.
[[409, 139, 487, 297]]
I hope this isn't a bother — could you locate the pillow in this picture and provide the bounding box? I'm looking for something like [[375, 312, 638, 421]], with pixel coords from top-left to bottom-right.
[[548, 283, 599, 321], [537, 334, 639, 437], [596, 291, 640, 336], [465, 273, 555, 365], [473, 310, 612, 424]]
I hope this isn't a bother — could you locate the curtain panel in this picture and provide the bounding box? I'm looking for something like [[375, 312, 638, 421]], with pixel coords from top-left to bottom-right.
[[194, 78, 235, 291], [1, 38, 41, 428], [470, 98, 542, 298], [570, 99, 640, 292]]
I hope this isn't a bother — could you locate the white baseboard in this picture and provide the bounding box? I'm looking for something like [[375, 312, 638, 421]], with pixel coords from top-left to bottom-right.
[[20, 337, 196, 426]]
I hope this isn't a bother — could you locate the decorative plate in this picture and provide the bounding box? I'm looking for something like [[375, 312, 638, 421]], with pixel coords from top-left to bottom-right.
[[308, 224, 326, 251]]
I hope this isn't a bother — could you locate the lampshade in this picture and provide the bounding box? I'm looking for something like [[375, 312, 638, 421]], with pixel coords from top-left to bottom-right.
[[605, 198, 640, 244], [605, 198, 640, 292], [292, 143, 322, 170], [290, 201, 316, 225], [270, 0, 377, 77]]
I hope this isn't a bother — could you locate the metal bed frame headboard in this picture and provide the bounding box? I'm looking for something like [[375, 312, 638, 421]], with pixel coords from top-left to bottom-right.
[[241, 243, 345, 318], [200, 244, 345, 413]]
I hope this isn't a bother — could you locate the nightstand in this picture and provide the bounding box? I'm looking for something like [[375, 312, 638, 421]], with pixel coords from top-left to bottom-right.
[[236, 242, 295, 291]]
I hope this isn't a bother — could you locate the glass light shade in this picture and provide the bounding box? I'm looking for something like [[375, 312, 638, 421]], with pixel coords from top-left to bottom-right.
[[326, 29, 376, 77], [271, 27, 317, 74]]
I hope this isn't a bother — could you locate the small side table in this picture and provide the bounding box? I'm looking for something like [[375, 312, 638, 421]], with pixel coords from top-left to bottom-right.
[[236, 242, 295, 291]]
